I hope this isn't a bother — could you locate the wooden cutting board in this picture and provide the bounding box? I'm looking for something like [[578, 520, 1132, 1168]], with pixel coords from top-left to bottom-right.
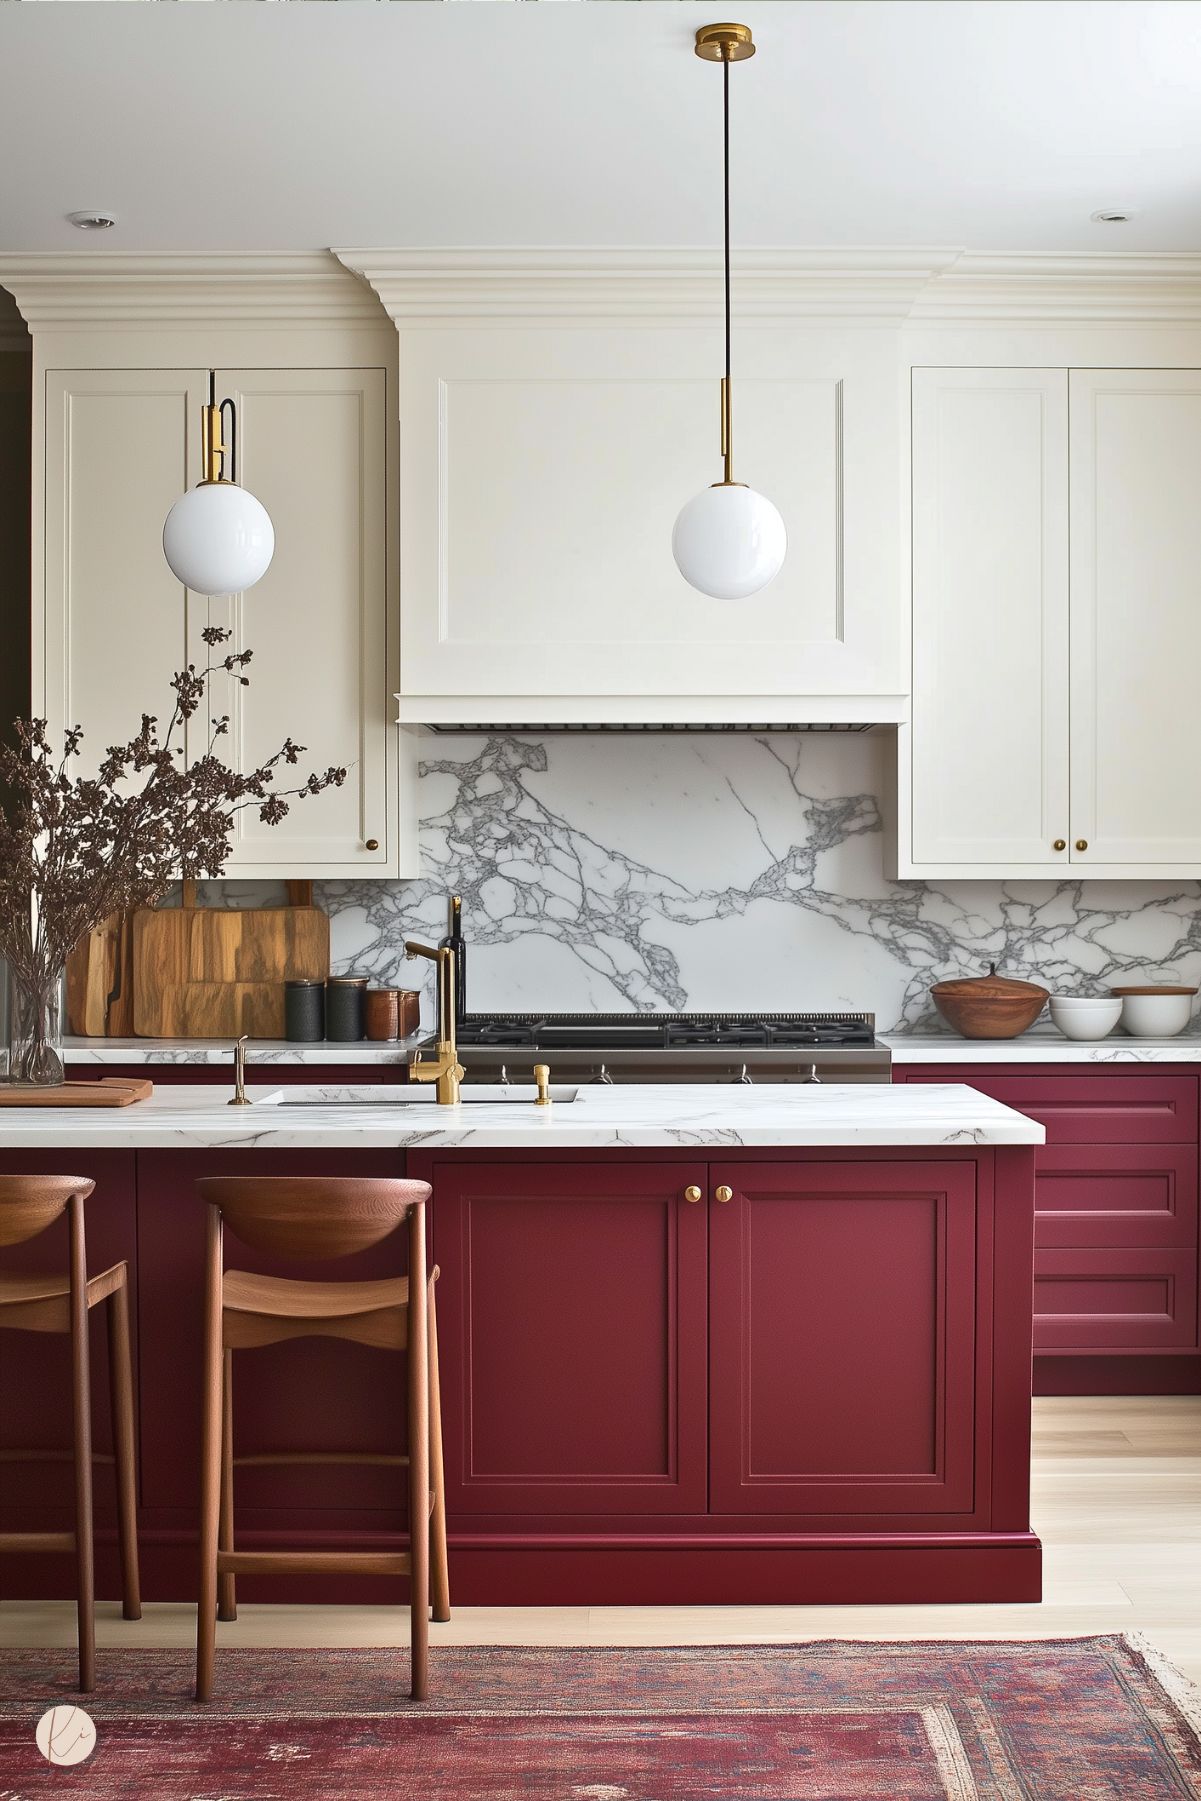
[[132, 882, 329, 1039], [66, 909, 136, 1037], [0, 1078, 153, 1107]]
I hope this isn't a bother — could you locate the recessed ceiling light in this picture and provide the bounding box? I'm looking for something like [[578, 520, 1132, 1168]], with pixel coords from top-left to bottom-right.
[[66, 211, 117, 232], [1091, 209, 1134, 224]]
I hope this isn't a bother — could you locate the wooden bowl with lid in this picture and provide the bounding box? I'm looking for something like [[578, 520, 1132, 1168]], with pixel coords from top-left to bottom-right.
[[931, 963, 1049, 1039]]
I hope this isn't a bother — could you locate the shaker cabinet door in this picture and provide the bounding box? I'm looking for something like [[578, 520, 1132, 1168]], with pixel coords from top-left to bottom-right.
[[909, 367, 1070, 871], [427, 1158, 710, 1517], [211, 368, 395, 875], [1069, 368, 1201, 866], [708, 1159, 981, 1519], [42, 368, 209, 772]]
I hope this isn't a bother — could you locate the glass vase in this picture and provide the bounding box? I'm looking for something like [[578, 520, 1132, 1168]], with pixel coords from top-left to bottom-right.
[[5, 963, 65, 1087]]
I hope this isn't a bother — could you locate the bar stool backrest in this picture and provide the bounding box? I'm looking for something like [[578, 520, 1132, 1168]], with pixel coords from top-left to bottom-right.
[[0, 1176, 95, 1248], [196, 1177, 428, 1261]]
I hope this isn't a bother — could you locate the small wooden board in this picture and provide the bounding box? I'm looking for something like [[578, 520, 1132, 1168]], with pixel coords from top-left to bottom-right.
[[0, 1078, 154, 1108]]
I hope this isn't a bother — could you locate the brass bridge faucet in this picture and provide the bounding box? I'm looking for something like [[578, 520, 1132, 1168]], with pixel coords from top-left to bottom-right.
[[404, 940, 465, 1105]]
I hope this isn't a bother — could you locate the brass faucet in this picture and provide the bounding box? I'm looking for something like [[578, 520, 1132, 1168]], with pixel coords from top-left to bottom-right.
[[404, 940, 465, 1104]]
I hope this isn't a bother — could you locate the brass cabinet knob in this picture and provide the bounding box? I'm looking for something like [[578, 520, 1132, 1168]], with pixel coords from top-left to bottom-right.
[[1053, 839, 1066, 852], [365, 838, 380, 851], [683, 1185, 702, 1204], [714, 1184, 733, 1204], [1075, 839, 1088, 852]]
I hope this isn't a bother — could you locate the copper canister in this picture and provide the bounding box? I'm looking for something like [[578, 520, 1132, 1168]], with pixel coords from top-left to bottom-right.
[[365, 987, 401, 1042]]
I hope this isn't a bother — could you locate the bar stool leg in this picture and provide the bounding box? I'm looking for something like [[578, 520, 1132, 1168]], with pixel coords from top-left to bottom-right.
[[218, 1350, 237, 1622], [407, 1201, 430, 1700], [68, 1196, 95, 1694], [106, 1279, 142, 1620], [428, 1270, 450, 1625], [196, 1205, 223, 1703]]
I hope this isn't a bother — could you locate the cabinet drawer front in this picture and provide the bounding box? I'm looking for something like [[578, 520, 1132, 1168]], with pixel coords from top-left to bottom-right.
[[1034, 1144, 1198, 1249], [1034, 1248, 1199, 1352], [903, 1072, 1197, 1143]]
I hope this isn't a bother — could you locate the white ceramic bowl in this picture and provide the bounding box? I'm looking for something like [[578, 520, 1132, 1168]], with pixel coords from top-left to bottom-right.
[[1112, 989, 1196, 1038], [1049, 997, 1123, 1040]]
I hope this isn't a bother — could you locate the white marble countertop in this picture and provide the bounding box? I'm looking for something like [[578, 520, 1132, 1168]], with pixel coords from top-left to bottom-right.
[[0, 1081, 1044, 1149], [64, 1031, 1201, 1069], [883, 1030, 1201, 1064], [64, 1036, 421, 1066]]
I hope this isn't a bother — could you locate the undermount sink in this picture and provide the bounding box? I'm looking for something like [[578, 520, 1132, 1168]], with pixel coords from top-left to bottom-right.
[[258, 1083, 580, 1107]]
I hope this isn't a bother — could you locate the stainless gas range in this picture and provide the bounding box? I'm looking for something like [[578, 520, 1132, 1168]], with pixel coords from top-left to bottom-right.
[[447, 1012, 891, 1085]]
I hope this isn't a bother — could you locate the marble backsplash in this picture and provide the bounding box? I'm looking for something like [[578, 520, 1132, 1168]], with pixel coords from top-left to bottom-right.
[[196, 731, 1201, 1037]]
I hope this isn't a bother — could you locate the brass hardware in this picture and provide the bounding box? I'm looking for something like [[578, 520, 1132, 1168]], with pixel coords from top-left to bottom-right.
[[714, 1184, 733, 1204], [534, 1063, 552, 1107], [1053, 839, 1067, 852], [684, 1185, 703, 1204], [227, 1035, 251, 1107], [1075, 839, 1088, 852], [404, 936, 465, 1104], [694, 22, 756, 62], [365, 838, 379, 851], [198, 372, 238, 486]]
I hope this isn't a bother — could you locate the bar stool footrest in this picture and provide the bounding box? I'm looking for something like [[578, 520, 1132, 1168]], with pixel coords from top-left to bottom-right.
[[217, 1550, 411, 1578], [0, 1531, 75, 1554]]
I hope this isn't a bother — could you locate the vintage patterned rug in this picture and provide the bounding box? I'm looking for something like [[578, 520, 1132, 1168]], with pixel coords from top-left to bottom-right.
[[1, 1636, 1199, 1798]]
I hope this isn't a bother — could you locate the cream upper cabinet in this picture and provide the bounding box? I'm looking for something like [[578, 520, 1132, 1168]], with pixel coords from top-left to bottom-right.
[[1069, 369, 1201, 867], [39, 363, 406, 878], [43, 369, 209, 771], [903, 364, 1201, 879], [907, 367, 1070, 872], [395, 324, 904, 723], [209, 368, 393, 874]]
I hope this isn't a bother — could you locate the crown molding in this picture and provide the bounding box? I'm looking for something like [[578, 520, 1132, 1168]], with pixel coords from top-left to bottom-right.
[[334, 247, 963, 325], [336, 246, 1201, 328], [4, 248, 1199, 335], [910, 252, 1201, 323], [0, 254, 388, 332]]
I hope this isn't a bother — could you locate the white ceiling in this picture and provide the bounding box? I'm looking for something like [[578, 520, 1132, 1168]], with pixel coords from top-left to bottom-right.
[[1, 0, 1200, 255]]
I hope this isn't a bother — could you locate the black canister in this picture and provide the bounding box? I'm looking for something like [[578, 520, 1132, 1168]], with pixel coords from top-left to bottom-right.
[[284, 979, 325, 1043], [325, 975, 368, 1042]]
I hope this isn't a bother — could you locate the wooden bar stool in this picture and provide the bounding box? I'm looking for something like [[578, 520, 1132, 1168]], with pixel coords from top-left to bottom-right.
[[0, 1176, 141, 1693], [195, 1176, 449, 1704]]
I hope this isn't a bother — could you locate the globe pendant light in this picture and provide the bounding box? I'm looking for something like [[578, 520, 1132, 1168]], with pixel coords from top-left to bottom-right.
[[672, 22, 786, 601], [163, 374, 274, 596]]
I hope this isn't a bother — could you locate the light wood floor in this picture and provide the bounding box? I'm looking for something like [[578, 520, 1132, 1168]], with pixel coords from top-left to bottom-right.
[[4, 1397, 1200, 1685]]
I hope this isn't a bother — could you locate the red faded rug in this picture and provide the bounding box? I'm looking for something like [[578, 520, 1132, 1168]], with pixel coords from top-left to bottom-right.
[[1, 1637, 1200, 1799]]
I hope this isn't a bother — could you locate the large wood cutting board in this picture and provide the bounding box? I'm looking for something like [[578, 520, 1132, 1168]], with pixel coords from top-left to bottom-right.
[[133, 883, 329, 1039]]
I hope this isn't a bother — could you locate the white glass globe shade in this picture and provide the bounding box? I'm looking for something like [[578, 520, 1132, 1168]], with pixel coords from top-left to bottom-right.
[[672, 483, 786, 600], [163, 481, 275, 596]]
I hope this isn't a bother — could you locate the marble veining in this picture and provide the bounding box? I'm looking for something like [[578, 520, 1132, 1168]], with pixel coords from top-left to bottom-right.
[[184, 732, 1201, 1035], [0, 1081, 1046, 1150]]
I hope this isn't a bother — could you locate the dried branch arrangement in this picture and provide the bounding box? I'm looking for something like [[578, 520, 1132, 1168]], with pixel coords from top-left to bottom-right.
[[0, 628, 346, 1081]]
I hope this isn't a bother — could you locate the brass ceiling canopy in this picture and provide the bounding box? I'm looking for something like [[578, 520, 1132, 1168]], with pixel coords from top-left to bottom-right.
[[694, 23, 756, 63]]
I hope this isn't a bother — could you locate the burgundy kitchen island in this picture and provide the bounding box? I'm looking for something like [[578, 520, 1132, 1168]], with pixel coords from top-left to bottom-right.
[[0, 1081, 1044, 1608]]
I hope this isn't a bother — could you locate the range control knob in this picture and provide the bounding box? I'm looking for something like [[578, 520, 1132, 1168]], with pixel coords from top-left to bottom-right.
[[801, 1063, 822, 1084]]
